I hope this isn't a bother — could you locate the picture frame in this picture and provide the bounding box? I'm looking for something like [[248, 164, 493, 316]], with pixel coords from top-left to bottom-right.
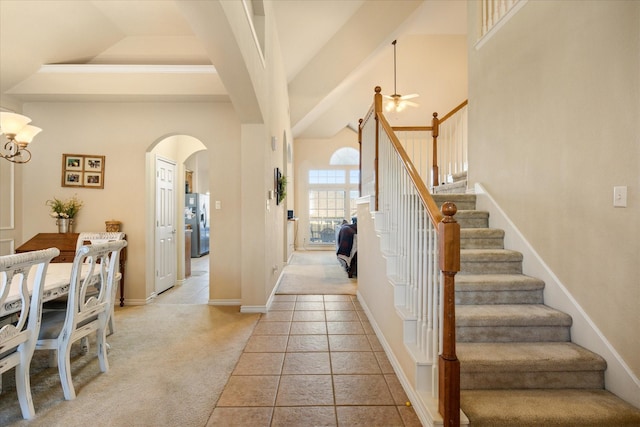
[[62, 154, 105, 189], [64, 171, 83, 186]]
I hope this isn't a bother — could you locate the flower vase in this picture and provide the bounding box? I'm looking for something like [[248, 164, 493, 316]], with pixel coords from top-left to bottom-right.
[[56, 218, 74, 233]]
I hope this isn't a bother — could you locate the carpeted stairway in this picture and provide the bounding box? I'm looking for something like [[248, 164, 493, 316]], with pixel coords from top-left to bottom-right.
[[432, 193, 640, 426]]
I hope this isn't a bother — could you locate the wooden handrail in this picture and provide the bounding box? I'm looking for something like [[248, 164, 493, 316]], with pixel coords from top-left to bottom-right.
[[369, 86, 460, 426], [439, 100, 468, 124], [392, 126, 432, 132], [377, 114, 444, 226]]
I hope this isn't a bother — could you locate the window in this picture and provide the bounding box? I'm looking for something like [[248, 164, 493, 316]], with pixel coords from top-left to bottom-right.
[[307, 148, 359, 245]]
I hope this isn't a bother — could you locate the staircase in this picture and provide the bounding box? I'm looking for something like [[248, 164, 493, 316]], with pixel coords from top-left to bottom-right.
[[432, 193, 640, 426]]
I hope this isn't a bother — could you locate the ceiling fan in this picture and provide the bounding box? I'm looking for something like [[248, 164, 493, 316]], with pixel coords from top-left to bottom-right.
[[384, 40, 419, 112]]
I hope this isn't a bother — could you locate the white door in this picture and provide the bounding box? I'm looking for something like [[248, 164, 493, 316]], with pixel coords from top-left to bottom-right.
[[155, 156, 177, 294]]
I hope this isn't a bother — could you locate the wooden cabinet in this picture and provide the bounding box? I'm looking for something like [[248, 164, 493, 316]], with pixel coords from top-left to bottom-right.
[[16, 233, 128, 306], [16, 233, 79, 263]]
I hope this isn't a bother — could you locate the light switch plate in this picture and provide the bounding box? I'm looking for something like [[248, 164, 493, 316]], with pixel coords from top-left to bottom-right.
[[613, 186, 627, 207]]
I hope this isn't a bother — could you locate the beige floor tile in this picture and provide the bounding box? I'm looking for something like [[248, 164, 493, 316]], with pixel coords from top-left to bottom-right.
[[217, 375, 280, 407], [252, 321, 291, 335], [290, 321, 327, 335], [294, 301, 325, 311], [328, 334, 371, 352], [271, 406, 337, 427], [296, 294, 324, 302], [375, 351, 395, 374], [206, 407, 273, 427], [324, 301, 355, 311], [326, 321, 365, 335], [361, 319, 375, 334], [282, 352, 331, 375], [286, 335, 329, 352], [233, 352, 285, 375], [323, 295, 351, 302], [275, 375, 334, 406], [333, 375, 394, 405], [292, 310, 326, 322], [397, 404, 423, 427], [330, 351, 382, 375], [335, 405, 404, 427], [272, 294, 297, 302], [270, 301, 296, 311], [367, 334, 384, 352], [385, 374, 410, 405], [325, 310, 360, 321], [244, 335, 289, 352], [261, 310, 294, 322]]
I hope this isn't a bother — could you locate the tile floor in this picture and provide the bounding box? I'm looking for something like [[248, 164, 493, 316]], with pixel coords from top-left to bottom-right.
[[155, 255, 422, 426], [208, 294, 423, 427], [154, 255, 210, 304]]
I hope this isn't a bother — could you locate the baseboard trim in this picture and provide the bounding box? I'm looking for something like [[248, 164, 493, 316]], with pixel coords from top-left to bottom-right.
[[209, 299, 241, 306], [123, 296, 154, 306], [239, 305, 267, 313]]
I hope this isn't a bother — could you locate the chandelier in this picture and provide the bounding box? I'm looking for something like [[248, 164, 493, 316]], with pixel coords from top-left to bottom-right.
[[1, 112, 42, 164]]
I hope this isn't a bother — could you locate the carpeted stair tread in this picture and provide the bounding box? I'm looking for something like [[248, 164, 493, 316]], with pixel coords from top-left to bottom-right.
[[460, 389, 640, 426], [461, 228, 504, 249], [461, 249, 523, 262], [432, 193, 477, 210], [456, 273, 544, 291], [456, 304, 571, 327], [456, 274, 545, 305], [461, 249, 523, 274], [457, 342, 606, 373], [451, 210, 489, 228]]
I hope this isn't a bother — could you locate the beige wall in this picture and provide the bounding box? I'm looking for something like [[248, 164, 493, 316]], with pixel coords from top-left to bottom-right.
[[19, 101, 241, 304], [468, 1, 639, 377]]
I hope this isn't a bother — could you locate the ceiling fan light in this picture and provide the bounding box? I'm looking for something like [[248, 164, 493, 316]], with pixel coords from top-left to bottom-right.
[[385, 101, 395, 112]]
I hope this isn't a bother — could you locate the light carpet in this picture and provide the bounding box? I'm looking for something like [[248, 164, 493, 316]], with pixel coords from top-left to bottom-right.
[[0, 304, 260, 426], [276, 250, 357, 295]]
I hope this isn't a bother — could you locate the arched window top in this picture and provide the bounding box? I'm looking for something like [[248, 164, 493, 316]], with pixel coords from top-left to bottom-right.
[[330, 147, 359, 166]]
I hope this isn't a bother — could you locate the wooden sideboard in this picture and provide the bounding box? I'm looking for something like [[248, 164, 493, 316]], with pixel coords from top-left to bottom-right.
[[15, 233, 128, 306]]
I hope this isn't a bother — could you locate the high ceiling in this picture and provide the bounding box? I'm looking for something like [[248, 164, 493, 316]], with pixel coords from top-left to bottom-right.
[[0, 0, 466, 139]]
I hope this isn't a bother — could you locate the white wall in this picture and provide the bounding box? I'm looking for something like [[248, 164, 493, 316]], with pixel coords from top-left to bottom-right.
[[468, 1, 640, 378]]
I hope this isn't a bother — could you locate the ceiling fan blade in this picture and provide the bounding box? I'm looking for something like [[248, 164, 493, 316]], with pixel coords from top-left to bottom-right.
[[405, 101, 420, 108], [402, 93, 419, 100]]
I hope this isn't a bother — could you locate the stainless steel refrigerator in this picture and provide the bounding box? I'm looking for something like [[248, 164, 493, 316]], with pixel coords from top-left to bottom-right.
[[185, 193, 210, 257]]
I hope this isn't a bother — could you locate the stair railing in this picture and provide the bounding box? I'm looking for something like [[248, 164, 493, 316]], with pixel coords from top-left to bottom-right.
[[392, 100, 468, 188], [360, 86, 461, 426]]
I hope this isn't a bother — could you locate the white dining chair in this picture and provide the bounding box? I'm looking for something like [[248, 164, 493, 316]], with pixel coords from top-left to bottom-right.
[[0, 247, 59, 419], [44, 231, 125, 336], [75, 232, 125, 335], [35, 240, 126, 400]]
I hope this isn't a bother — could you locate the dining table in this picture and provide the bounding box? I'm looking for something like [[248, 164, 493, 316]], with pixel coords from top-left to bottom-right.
[[1, 263, 96, 318]]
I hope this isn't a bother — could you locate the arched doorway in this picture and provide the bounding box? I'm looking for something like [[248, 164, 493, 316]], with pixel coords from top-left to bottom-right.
[[146, 135, 207, 299]]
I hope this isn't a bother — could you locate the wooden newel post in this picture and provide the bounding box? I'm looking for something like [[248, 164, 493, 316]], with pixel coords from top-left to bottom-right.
[[374, 86, 383, 211], [432, 112, 440, 187], [438, 201, 460, 426]]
